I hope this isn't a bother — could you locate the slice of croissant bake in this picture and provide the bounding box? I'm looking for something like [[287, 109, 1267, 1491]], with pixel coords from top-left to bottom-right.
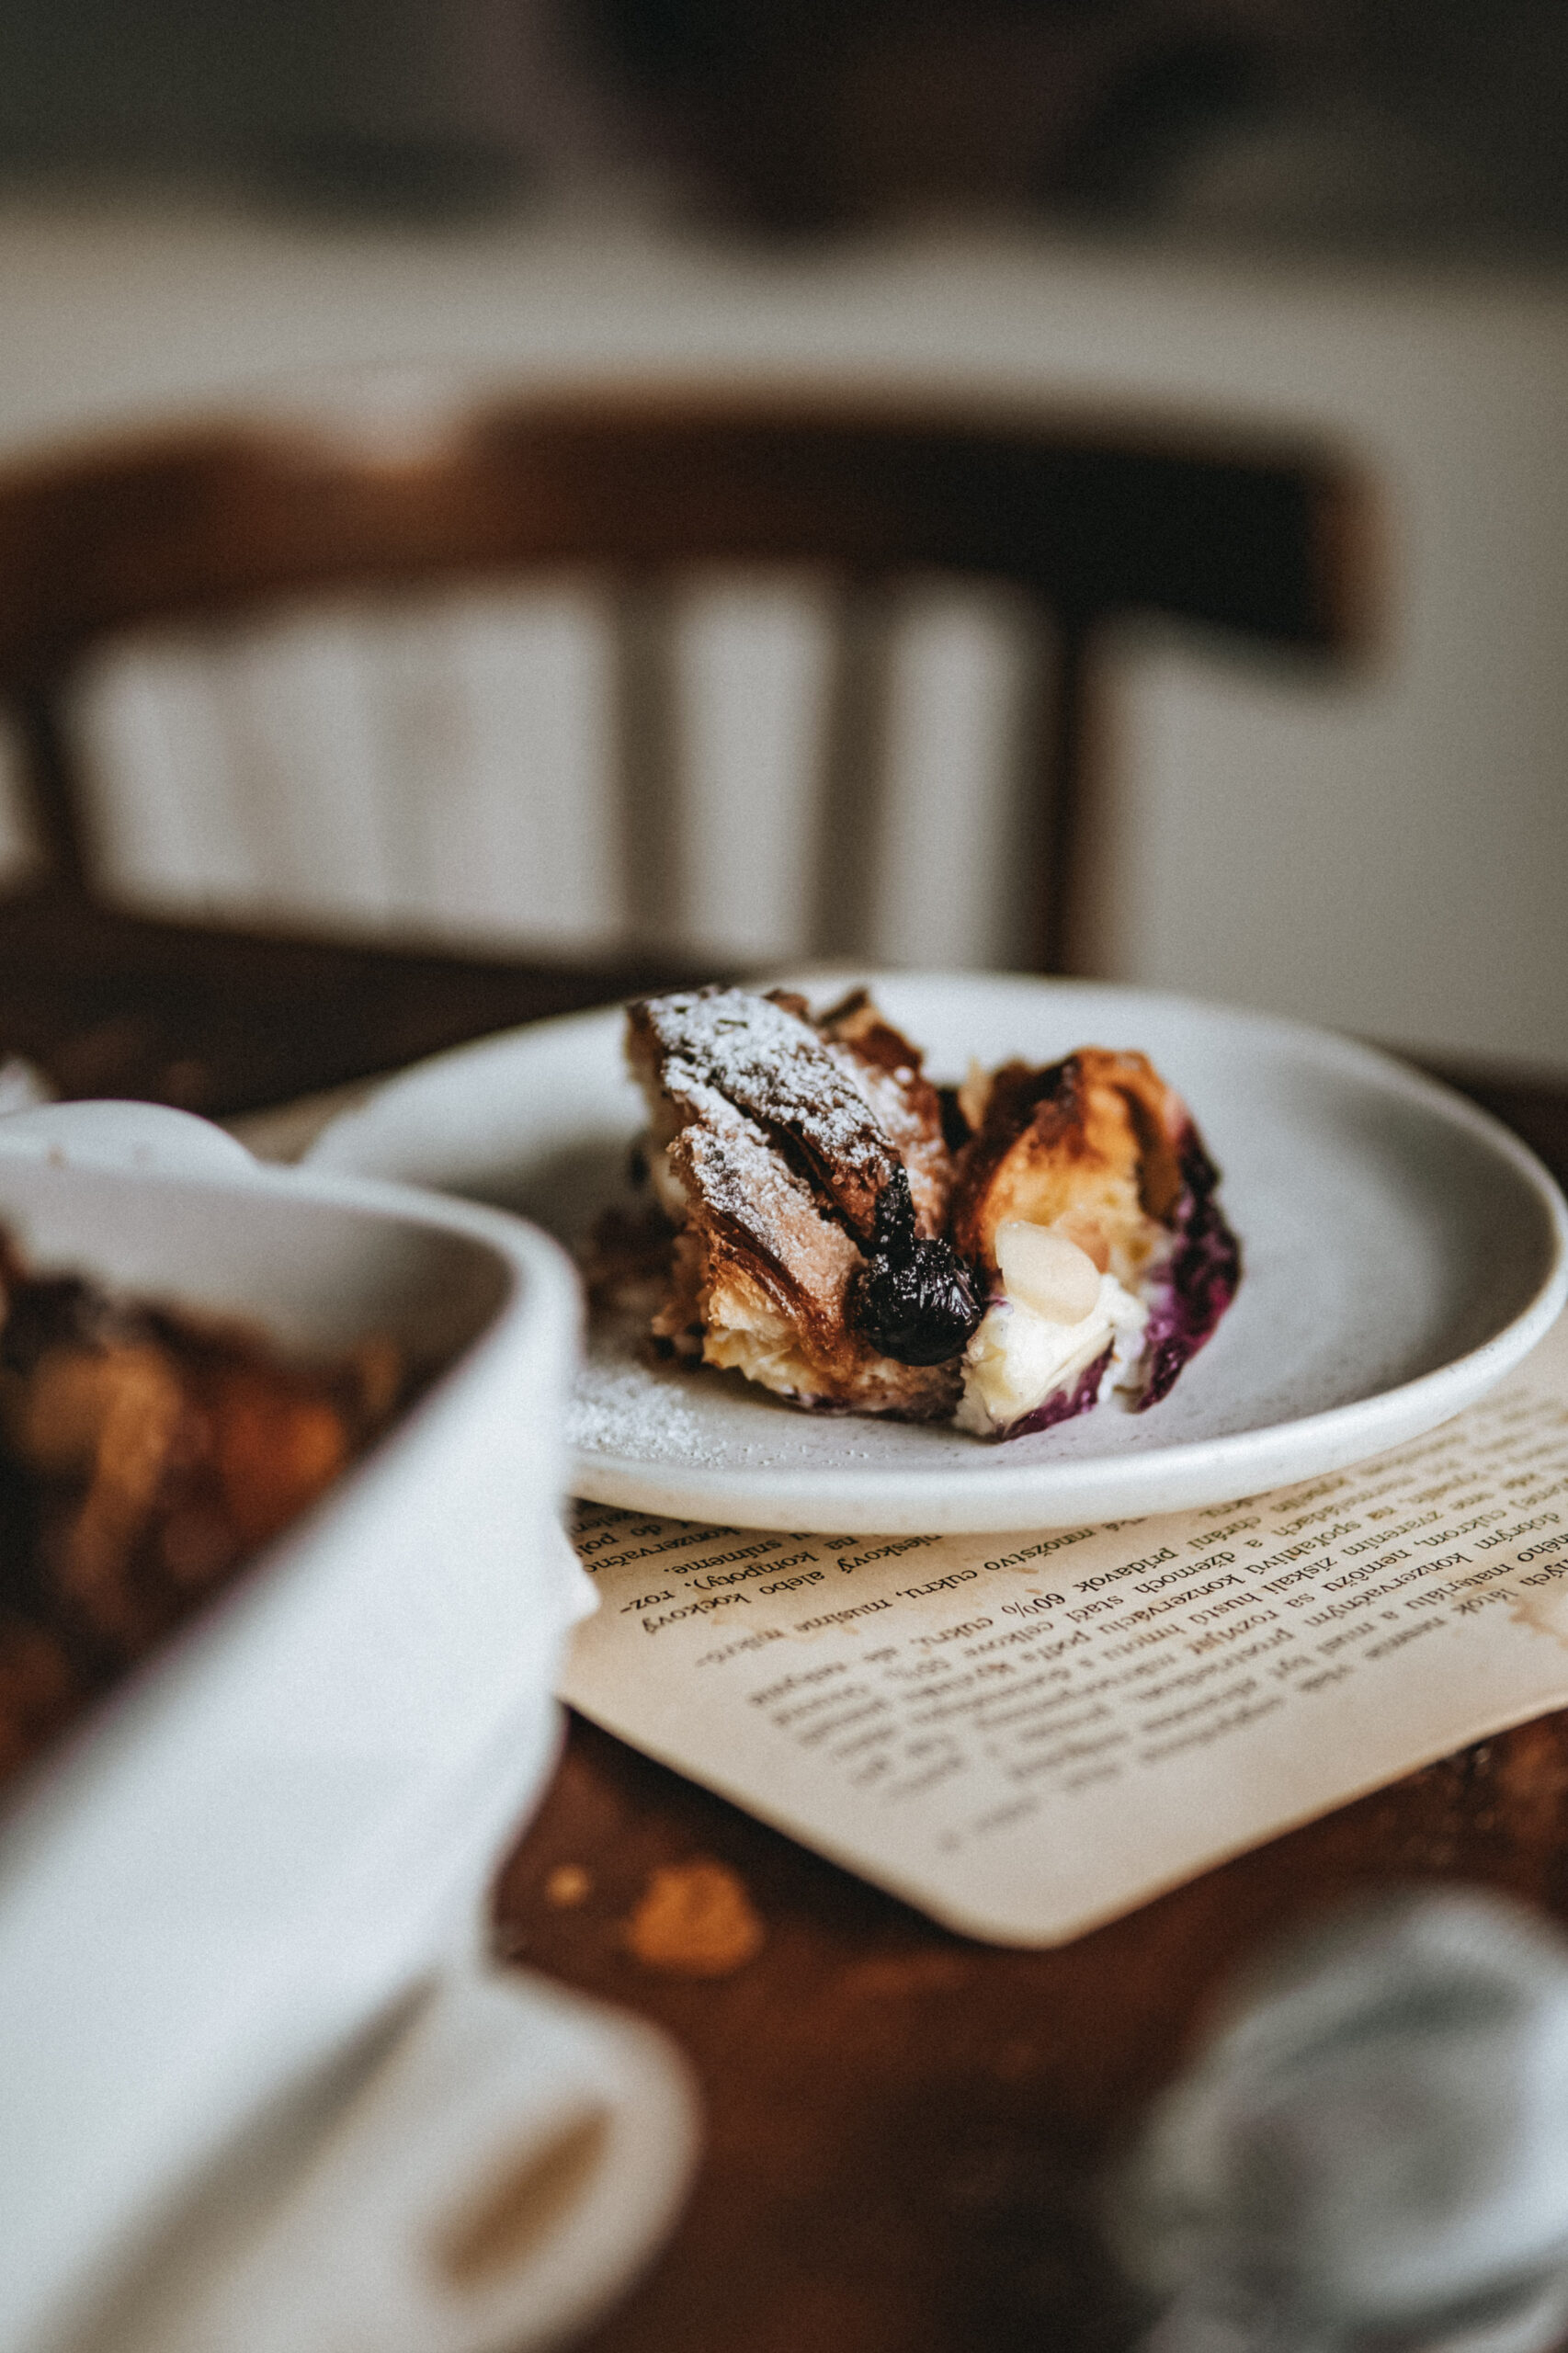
[[948, 1048, 1240, 1437], [622, 985, 980, 1418], [600, 985, 1240, 1441]]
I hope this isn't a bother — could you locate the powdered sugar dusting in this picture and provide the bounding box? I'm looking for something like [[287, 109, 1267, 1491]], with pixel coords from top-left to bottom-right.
[[678, 1097, 828, 1259], [569, 1334, 722, 1465], [567, 1337, 847, 1470], [637, 988, 899, 1235]]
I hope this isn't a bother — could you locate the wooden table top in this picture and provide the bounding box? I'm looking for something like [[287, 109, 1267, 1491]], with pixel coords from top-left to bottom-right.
[[6, 882, 1568, 2353]]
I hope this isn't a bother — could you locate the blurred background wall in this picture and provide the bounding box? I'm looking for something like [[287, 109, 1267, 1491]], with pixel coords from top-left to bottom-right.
[[0, 0, 1562, 1069]]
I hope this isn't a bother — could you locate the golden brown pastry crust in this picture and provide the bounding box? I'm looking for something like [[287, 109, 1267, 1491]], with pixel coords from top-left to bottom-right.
[[810, 988, 951, 1239], [949, 1048, 1187, 1293], [626, 986, 960, 1417]]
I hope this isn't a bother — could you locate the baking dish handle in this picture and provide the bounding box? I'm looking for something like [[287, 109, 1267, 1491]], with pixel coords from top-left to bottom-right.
[[95, 1966, 699, 2353]]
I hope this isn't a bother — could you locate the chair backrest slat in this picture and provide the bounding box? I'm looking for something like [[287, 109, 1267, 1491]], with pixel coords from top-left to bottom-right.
[[812, 576, 892, 964], [613, 574, 681, 954]]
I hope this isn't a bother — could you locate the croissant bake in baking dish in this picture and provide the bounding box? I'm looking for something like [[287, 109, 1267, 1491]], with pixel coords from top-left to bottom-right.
[[590, 983, 1241, 1442], [0, 1235, 407, 1786]]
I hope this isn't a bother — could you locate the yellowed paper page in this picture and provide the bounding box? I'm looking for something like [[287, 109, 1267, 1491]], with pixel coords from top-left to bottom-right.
[[560, 1316, 1568, 1945]]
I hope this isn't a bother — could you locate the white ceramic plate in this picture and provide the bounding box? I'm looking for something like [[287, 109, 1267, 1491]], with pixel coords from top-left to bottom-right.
[[309, 973, 1568, 1534]]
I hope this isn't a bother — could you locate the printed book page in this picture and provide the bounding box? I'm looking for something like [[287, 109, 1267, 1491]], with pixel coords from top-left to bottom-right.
[[561, 1315, 1568, 1945]]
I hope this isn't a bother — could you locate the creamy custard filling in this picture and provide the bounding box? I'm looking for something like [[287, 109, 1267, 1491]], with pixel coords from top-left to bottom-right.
[[956, 1268, 1149, 1437], [956, 1219, 1153, 1438]]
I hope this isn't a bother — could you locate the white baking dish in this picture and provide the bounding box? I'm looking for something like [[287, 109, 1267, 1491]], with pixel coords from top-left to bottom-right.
[[0, 1104, 696, 2353]]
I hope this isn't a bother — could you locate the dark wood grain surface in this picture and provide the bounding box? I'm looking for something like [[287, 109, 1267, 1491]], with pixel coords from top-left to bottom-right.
[[4, 891, 1565, 2353]]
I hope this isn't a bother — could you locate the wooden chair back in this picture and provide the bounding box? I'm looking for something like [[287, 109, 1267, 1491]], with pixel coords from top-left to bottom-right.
[[0, 391, 1366, 972]]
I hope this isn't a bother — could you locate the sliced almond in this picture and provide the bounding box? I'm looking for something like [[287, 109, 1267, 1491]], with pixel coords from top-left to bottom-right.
[[994, 1221, 1102, 1324], [1051, 1208, 1111, 1273]]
